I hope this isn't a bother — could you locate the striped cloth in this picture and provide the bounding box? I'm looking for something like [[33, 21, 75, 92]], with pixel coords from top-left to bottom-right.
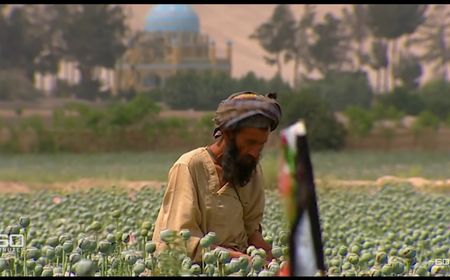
[[212, 91, 282, 138]]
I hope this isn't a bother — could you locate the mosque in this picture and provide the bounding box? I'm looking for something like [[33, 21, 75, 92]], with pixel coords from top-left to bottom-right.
[[38, 4, 232, 96], [114, 4, 233, 93]]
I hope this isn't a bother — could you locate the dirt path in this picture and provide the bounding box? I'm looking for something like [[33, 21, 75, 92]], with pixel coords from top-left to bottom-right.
[[316, 176, 450, 194], [0, 176, 449, 195], [0, 179, 166, 194]]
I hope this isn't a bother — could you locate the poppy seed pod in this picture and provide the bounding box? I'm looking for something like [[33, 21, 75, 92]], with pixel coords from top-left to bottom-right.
[[218, 250, 231, 263], [179, 229, 191, 241], [19, 217, 31, 228], [133, 260, 145, 275], [75, 259, 96, 276], [159, 229, 177, 244], [199, 236, 212, 248], [145, 242, 156, 254]]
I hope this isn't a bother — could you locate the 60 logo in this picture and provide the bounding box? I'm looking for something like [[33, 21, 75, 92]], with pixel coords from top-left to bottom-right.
[[0, 234, 25, 249]]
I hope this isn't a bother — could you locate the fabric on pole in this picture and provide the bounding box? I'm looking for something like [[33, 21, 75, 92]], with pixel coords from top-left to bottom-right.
[[278, 120, 325, 276]]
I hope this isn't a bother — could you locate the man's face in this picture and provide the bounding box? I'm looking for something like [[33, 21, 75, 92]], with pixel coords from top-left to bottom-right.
[[222, 127, 269, 187]]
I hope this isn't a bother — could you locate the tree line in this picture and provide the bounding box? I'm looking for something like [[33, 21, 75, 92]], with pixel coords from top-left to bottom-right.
[[0, 4, 448, 102], [250, 4, 449, 92], [0, 5, 130, 100]]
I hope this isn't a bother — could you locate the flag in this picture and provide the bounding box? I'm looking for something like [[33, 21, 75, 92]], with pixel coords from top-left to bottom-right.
[[278, 120, 326, 276]]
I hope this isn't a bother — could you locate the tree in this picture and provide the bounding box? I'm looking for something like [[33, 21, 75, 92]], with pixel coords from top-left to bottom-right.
[[267, 73, 292, 94], [300, 70, 373, 112], [161, 70, 239, 110], [366, 5, 428, 91], [0, 70, 42, 101], [238, 72, 266, 93], [27, 5, 68, 92], [309, 13, 352, 77], [278, 89, 347, 150], [284, 4, 316, 87], [250, 5, 296, 76], [393, 51, 423, 90], [0, 6, 53, 84], [59, 5, 128, 99], [375, 86, 425, 115], [407, 5, 450, 81], [343, 105, 374, 139], [368, 40, 389, 93], [419, 79, 450, 119], [341, 5, 370, 71], [411, 110, 440, 147]]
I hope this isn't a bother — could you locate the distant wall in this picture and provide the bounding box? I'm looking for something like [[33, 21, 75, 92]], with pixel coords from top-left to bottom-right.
[[344, 127, 450, 151]]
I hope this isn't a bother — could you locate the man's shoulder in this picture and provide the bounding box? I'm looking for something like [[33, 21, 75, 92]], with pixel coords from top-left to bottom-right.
[[174, 147, 208, 167]]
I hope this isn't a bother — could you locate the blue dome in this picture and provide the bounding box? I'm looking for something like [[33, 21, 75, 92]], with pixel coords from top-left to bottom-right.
[[145, 5, 200, 33]]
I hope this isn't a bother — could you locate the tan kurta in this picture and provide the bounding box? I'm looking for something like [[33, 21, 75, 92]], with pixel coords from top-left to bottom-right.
[[152, 147, 265, 263]]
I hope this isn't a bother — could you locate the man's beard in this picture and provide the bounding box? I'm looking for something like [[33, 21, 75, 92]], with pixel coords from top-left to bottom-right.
[[221, 138, 259, 188]]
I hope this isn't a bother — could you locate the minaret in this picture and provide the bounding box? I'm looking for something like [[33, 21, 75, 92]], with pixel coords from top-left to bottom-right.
[[172, 37, 180, 65], [171, 37, 180, 75], [226, 40, 233, 61], [209, 40, 216, 65]]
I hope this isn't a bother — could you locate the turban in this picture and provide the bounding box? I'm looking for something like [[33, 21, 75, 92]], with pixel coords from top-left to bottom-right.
[[213, 91, 282, 138]]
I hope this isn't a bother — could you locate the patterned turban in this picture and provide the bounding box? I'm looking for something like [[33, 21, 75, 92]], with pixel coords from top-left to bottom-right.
[[213, 91, 282, 138]]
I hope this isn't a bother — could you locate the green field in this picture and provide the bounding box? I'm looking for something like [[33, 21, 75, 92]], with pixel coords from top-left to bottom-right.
[[0, 149, 449, 276], [0, 181, 448, 276], [0, 149, 449, 186]]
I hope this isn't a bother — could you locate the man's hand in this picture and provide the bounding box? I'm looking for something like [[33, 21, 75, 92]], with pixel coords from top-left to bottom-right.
[[247, 231, 273, 262], [210, 244, 252, 263]]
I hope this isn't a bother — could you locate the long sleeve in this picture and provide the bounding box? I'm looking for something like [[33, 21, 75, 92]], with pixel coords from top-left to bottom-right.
[[152, 162, 204, 262], [242, 164, 266, 237]]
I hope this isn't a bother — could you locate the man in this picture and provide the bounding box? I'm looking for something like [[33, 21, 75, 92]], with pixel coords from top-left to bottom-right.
[[152, 91, 282, 264]]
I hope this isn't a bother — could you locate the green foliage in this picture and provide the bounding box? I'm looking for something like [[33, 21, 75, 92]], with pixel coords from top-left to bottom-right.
[[0, 94, 219, 153], [393, 52, 423, 90], [197, 113, 215, 132], [61, 102, 107, 131], [412, 111, 440, 132], [107, 94, 160, 127], [0, 181, 449, 276], [341, 5, 370, 70], [266, 74, 292, 94], [411, 110, 440, 147], [161, 70, 236, 110], [278, 90, 346, 150], [371, 104, 405, 121], [369, 40, 389, 69], [406, 5, 449, 81], [375, 87, 425, 115], [0, 6, 60, 81], [53, 79, 77, 98], [11, 115, 59, 153], [0, 70, 42, 101], [366, 5, 428, 39], [160, 70, 291, 110], [344, 106, 374, 138], [418, 79, 450, 119], [301, 70, 373, 112], [249, 4, 296, 75], [74, 80, 104, 101], [284, 5, 316, 86], [59, 94, 160, 131], [309, 13, 351, 75], [59, 5, 128, 96], [445, 113, 450, 128], [237, 72, 267, 93]]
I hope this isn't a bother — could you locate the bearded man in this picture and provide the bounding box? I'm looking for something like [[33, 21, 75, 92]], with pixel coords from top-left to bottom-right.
[[152, 91, 282, 263]]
